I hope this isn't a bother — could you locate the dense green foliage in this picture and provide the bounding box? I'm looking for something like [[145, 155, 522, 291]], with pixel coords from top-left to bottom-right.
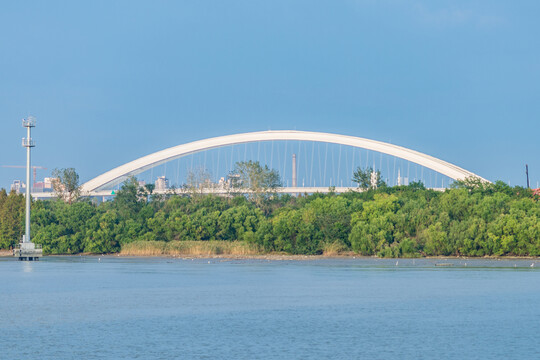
[[0, 189, 25, 249], [1, 179, 539, 257]]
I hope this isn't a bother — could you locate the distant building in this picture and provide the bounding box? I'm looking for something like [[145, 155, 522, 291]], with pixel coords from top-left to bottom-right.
[[10, 180, 25, 194], [155, 176, 169, 191], [138, 180, 146, 187], [43, 177, 54, 190], [32, 177, 56, 193], [396, 171, 409, 186], [33, 181, 44, 192], [218, 177, 226, 188]]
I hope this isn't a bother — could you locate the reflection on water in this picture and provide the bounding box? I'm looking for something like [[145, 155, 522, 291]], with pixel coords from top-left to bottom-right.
[[1, 256, 539, 359], [22, 261, 34, 273]]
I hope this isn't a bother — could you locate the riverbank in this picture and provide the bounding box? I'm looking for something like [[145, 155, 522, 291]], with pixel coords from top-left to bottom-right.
[[117, 241, 539, 260], [0, 241, 540, 261], [1, 250, 538, 261], [2, 241, 539, 260]]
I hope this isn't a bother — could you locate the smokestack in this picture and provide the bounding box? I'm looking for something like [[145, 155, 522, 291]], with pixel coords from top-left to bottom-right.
[[526, 164, 530, 188], [292, 154, 297, 187]]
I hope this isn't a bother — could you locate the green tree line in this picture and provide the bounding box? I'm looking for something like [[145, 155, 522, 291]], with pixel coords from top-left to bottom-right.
[[1, 177, 539, 257]]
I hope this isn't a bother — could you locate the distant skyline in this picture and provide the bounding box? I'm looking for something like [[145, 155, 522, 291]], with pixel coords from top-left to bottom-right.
[[1, 1, 539, 190]]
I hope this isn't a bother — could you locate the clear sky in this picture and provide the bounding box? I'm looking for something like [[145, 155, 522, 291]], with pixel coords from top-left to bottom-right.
[[1, 0, 539, 189]]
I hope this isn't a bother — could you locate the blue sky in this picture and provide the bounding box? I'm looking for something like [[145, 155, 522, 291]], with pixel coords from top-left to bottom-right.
[[1, 1, 539, 189]]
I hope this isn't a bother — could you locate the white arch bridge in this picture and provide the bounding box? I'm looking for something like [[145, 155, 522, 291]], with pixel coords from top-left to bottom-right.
[[67, 130, 486, 197]]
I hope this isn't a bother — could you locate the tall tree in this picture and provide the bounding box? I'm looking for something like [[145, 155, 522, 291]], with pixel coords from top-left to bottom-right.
[[138, 183, 155, 202], [52, 168, 81, 204], [231, 161, 281, 205], [0, 190, 25, 248], [184, 167, 213, 196], [114, 177, 144, 217], [352, 167, 385, 190]]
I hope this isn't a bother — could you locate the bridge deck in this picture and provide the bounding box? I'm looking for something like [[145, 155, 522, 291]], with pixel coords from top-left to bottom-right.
[[31, 186, 445, 199]]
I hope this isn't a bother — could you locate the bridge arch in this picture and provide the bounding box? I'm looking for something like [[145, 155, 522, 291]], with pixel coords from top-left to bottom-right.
[[81, 130, 486, 192]]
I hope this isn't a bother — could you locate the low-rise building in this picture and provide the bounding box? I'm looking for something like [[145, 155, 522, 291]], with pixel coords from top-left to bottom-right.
[[155, 176, 169, 191], [10, 180, 25, 194]]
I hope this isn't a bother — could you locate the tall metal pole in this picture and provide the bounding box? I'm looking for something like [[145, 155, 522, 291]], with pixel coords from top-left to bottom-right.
[[14, 116, 42, 260], [22, 116, 36, 243], [25, 125, 31, 242]]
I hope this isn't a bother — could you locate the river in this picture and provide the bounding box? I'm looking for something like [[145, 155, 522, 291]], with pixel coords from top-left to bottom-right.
[[1, 256, 539, 359]]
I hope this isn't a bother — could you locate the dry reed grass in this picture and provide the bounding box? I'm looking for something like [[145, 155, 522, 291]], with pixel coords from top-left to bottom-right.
[[120, 240, 261, 256], [322, 241, 348, 256]]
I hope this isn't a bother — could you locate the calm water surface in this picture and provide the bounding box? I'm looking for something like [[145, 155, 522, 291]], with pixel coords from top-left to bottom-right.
[[1, 256, 539, 359]]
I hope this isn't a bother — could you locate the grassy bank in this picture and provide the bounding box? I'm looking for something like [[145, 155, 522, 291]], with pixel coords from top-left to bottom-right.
[[120, 240, 262, 256]]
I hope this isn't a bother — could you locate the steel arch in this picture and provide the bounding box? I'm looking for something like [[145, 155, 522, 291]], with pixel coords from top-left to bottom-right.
[[81, 130, 486, 192]]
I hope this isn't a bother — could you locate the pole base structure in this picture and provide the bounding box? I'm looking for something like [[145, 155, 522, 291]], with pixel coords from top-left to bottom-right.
[[13, 242, 43, 261]]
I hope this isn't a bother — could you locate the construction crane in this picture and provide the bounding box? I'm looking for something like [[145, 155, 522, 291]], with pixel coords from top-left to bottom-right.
[[2, 165, 48, 187]]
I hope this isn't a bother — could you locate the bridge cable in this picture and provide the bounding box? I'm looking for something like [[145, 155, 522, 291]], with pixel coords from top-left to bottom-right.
[[393, 156, 396, 186], [176, 158, 180, 186], [270, 141, 274, 171], [315, 143, 319, 186], [350, 147, 355, 186], [323, 143, 328, 187], [229, 144, 234, 174], [217, 147, 221, 183], [338, 145, 342, 187], [407, 161, 410, 185], [310, 142, 315, 187], [282, 140, 288, 184], [298, 141, 302, 187]]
